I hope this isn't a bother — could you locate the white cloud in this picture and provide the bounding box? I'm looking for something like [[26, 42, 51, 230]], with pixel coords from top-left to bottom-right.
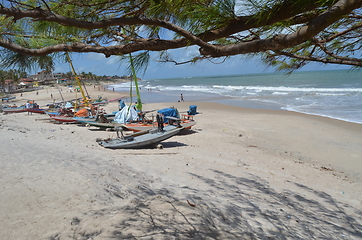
[[86, 52, 107, 61], [84, 53, 119, 65], [105, 56, 119, 65]]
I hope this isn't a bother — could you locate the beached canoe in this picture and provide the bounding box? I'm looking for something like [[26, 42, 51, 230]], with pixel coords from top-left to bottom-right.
[[76, 119, 124, 128], [74, 113, 115, 124], [2, 106, 27, 113], [50, 115, 78, 123], [119, 122, 156, 132], [97, 125, 183, 149], [122, 118, 196, 132], [1, 95, 16, 101], [27, 108, 46, 114]]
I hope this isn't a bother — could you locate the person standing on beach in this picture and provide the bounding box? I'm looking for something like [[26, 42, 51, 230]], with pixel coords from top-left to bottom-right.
[[25, 101, 31, 115], [156, 113, 164, 131], [180, 94, 184, 102]]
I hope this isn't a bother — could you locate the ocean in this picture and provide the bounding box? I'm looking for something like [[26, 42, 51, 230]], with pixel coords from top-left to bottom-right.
[[108, 69, 362, 124]]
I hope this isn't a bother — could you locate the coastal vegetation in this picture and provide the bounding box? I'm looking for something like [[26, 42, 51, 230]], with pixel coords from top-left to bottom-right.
[[0, 0, 361, 74], [0, 69, 122, 83], [0, 68, 133, 96]]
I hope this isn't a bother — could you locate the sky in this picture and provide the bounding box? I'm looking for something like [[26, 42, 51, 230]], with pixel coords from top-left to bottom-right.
[[50, 46, 350, 80]]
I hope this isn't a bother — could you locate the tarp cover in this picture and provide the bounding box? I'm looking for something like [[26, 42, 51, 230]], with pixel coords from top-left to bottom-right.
[[75, 108, 89, 117], [114, 106, 138, 123], [187, 105, 198, 115], [118, 99, 126, 110], [65, 102, 73, 108], [157, 108, 180, 123]]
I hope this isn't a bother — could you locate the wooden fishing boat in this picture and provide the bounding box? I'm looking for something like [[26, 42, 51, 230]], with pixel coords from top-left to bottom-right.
[[74, 113, 115, 124], [77, 119, 125, 128], [27, 108, 46, 114], [97, 125, 183, 149], [50, 115, 78, 123], [1, 95, 16, 101], [122, 117, 196, 132], [119, 122, 155, 132], [2, 106, 27, 113], [45, 110, 61, 116]]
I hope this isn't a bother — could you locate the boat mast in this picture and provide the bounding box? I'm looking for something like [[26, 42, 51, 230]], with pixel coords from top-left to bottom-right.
[[66, 53, 89, 106], [129, 53, 142, 111]]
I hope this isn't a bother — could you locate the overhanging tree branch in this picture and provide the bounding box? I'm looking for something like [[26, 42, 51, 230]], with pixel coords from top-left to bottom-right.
[[0, 0, 362, 70], [200, 0, 362, 56], [274, 49, 362, 66]]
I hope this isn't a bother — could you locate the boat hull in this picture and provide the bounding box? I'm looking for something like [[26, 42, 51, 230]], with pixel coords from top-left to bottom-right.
[[120, 122, 156, 132], [27, 108, 46, 114], [122, 120, 196, 132], [77, 120, 124, 128], [2, 107, 27, 113], [50, 115, 78, 123], [98, 125, 183, 149], [74, 114, 115, 125]]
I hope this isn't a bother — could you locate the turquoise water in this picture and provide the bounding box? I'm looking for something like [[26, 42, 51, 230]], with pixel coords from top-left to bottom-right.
[[109, 70, 362, 124]]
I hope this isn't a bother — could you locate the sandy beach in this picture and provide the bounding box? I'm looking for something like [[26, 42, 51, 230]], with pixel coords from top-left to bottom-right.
[[1, 85, 361, 239]]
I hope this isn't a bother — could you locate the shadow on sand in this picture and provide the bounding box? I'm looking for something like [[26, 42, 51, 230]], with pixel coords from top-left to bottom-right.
[[52, 167, 362, 239]]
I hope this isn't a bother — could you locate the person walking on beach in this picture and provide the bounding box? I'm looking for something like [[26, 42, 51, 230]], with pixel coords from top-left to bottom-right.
[[180, 94, 184, 102]]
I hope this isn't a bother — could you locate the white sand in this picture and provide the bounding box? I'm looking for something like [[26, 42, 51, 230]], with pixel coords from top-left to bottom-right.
[[1, 85, 361, 239]]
